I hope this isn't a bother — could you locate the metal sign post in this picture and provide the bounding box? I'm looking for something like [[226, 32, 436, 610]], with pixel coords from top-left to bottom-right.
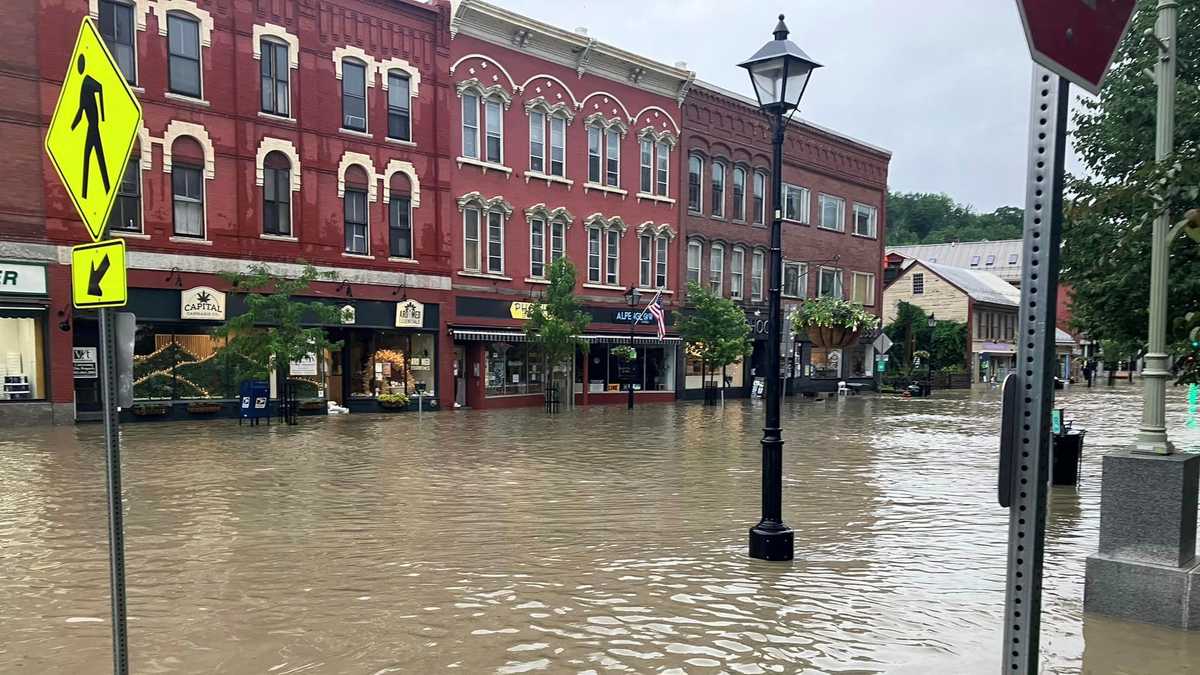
[[97, 307, 130, 675]]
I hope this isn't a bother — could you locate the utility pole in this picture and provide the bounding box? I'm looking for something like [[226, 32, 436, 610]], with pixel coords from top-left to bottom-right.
[[1136, 0, 1178, 455]]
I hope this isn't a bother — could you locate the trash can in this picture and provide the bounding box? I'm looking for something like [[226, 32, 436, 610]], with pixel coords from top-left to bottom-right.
[[1051, 430, 1085, 486]]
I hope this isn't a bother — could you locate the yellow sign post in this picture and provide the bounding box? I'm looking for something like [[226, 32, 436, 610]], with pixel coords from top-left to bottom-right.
[[71, 239, 127, 308], [45, 16, 143, 242]]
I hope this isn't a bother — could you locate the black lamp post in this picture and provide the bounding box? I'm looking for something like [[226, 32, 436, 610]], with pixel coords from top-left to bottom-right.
[[624, 285, 642, 410], [739, 15, 821, 562], [927, 313, 936, 394]]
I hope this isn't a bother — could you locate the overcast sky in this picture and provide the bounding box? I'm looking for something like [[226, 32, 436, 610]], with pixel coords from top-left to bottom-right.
[[492, 0, 1065, 213]]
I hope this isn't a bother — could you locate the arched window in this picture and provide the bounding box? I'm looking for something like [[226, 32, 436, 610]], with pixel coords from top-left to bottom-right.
[[710, 162, 725, 218], [343, 165, 370, 254], [605, 128, 620, 187], [388, 173, 413, 259], [529, 111, 566, 177], [262, 151, 291, 235], [341, 58, 368, 132], [639, 138, 653, 194], [387, 71, 411, 141], [686, 240, 702, 285], [732, 167, 747, 222], [655, 141, 669, 197], [167, 12, 201, 98], [709, 243, 724, 294], [730, 246, 745, 300], [461, 92, 503, 163], [171, 136, 205, 238], [687, 155, 703, 213], [751, 249, 765, 301], [753, 171, 766, 225], [654, 235, 668, 289], [588, 124, 603, 183], [109, 144, 141, 233], [260, 38, 290, 116], [639, 232, 652, 287]]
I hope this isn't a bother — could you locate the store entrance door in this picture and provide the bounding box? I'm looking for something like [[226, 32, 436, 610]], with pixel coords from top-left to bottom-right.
[[454, 346, 466, 408]]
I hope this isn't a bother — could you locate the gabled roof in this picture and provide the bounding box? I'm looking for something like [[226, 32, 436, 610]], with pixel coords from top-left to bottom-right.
[[894, 260, 1021, 307], [888, 240, 1023, 282]]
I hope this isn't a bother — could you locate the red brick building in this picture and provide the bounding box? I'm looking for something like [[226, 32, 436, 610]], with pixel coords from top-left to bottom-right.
[[2, 0, 459, 423], [679, 82, 891, 395], [445, 0, 693, 409]]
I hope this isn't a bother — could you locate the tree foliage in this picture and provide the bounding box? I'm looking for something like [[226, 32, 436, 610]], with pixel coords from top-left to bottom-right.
[[883, 301, 968, 373], [214, 264, 345, 380], [524, 258, 591, 371], [886, 191, 1024, 245], [1063, 0, 1200, 357], [675, 282, 752, 371]]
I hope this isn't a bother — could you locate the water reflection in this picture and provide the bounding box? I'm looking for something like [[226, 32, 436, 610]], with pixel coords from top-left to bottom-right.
[[0, 384, 1197, 672]]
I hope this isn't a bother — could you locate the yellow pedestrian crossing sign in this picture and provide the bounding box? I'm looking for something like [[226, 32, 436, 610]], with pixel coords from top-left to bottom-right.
[[72, 239, 127, 308], [45, 17, 143, 243]]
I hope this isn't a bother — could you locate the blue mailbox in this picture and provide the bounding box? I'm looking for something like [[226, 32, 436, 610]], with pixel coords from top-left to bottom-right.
[[239, 380, 270, 424]]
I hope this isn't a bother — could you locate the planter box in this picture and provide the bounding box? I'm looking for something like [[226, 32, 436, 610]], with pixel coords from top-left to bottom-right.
[[187, 402, 223, 415], [131, 403, 170, 417]]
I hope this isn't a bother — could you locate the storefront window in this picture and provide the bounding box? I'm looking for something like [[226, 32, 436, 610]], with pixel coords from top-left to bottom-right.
[[587, 343, 676, 392], [132, 323, 239, 400], [0, 316, 45, 400], [485, 342, 544, 396], [809, 347, 842, 379], [339, 330, 436, 399]]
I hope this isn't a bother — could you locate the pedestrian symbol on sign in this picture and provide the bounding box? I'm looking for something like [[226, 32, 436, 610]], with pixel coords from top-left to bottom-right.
[[70, 54, 111, 199]]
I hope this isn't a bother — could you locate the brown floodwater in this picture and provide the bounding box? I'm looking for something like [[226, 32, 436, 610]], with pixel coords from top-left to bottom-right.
[[2, 384, 1199, 674]]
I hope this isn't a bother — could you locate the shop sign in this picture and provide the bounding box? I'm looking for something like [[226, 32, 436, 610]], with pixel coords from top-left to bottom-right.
[[340, 304, 356, 324], [0, 262, 48, 295], [73, 347, 98, 379], [289, 353, 318, 376], [180, 286, 226, 320], [612, 310, 653, 324], [395, 299, 425, 328], [510, 301, 533, 320]]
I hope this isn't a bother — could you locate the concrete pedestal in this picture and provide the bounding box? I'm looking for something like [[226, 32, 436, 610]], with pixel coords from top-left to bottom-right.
[[1084, 451, 1200, 629]]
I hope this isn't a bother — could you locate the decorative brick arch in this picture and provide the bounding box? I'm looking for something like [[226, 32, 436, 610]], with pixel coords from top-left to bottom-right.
[[632, 105, 680, 134], [382, 160, 420, 207], [333, 46, 377, 87], [89, 0, 150, 30], [152, 0, 213, 47], [138, 125, 153, 171], [253, 23, 299, 69], [579, 91, 632, 122], [449, 53, 519, 91], [338, 151, 377, 202], [378, 57, 421, 97], [518, 74, 580, 108], [255, 138, 301, 192], [161, 121, 214, 179]]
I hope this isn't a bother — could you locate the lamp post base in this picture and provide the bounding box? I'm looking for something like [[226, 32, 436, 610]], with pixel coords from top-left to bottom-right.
[[749, 524, 794, 561]]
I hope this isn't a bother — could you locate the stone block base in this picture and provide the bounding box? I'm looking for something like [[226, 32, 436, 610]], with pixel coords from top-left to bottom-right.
[[1084, 554, 1200, 629], [0, 402, 75, 426]]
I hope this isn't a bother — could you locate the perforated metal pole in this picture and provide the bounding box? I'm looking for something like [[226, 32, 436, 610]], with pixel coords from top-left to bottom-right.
[[1000, 65, 1067, 675], [98, 307, 130, 674]]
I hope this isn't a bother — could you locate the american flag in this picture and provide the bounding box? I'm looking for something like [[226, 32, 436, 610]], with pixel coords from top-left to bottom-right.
[[643, 292, 666, 340]]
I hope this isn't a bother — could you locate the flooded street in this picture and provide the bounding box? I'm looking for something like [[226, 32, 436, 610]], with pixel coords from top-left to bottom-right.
[[3, 385, 1200, 674]]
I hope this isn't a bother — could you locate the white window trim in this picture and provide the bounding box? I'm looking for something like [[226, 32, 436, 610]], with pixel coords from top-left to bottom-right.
[[750, 249, 765, 301], [604, 228, 621, 286], [163, 8, 207, 100], [913, 272, 925, 295], [338, 55, 373, 134], [852, 202, 877, 238], [253, 23, 298, 68], [730, 246, 745, 300], [710, 162, 726, 219], [709, 243, 724, 294], [587, 226, 604, 284], [530, 218, 547, 279], [638, 233, 653, 288], [654, 140, 671, 198], [342, 186, 371, 256], [604, 127, 621, 189], [783, 183, 810, 224], [782, 261, 807, 299], [378, 57, 421, 97], [655, 234, 670, 290], [753, 170, 768, 225], [255, 137, 301, 192], [818, 194, 846, 232], [336, 151, 378, 202], [485, 210, 506, 275], [688, 154, 703, 214], [483, 96, 506, 166], [686, 240, 703, 285], [463, 207, 482, 273], [731, 166, 747, 223], [160, 120, 215, 179], [851, 271, 876, 306], [819, 266, 844, 298], [91, 0, 150, 84], [382, 160, 421, 208]]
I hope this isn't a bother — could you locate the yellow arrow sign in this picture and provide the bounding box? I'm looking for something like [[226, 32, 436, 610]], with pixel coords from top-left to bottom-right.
[[72, 239, 128, 308], [45, 17, 143, 243]]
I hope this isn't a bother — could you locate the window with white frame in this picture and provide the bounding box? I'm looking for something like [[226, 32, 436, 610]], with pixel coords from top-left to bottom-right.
[[639, 234, 652, 288], [853, 203, 877, 238], [484, 98, 503, 163], [818, 194, 846, 231], [751, 250, 764, 301], [588, 124, 602, 183], [343, 187, 368, 254], [730, 246, 745, 300], [783, 184, 809, 222], [341, 58, 367, 131], [655, 236, 668, 289], [970, 255, 981, 267], [605, 229, 620, 285], [462, 93, 503, 163], [486, 210, 504, 274], [387, 71, 411, 141], [851, 271, 875, 305], [389, 192, 412, 259], [753, 171, 766, 225], [172, 159, 204, 237], [687, 240, 702, 285], [605, 129, 620, 187], [99, 0, 137, 84], [462, 93, 479, 159], [551, 222, 565, 265], [732, 167, 746, 221], [819, 267, 844, 298], [167, 12, 202, 98], [260, 39, 290, 116], [687, 154, 702, 212], [463, 207, 481, 272], [587, 227, 603, 283], [530, 218, 546, 278], [709, 243, 724, 294], [655, 141, 669, 196], [640, 139, 653, 194], [783, 261, 807, 298], [710, 162, 725, 217], [985, 254, 996, 266], [912, 272, 924, 295], [529, 112, 565, 177], [262, 151, 291, 236]]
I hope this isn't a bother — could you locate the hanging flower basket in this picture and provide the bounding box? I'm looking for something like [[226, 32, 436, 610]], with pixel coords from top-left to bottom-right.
[[610, 345, 637, 362], [792, 297, 879, 349]]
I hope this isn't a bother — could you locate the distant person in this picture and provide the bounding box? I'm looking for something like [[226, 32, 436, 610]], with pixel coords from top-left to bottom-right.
[[70, 54, 111, 199]]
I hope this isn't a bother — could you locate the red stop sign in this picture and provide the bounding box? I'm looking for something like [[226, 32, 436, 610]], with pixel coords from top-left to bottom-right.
[[1016, 0, 1138, 94]]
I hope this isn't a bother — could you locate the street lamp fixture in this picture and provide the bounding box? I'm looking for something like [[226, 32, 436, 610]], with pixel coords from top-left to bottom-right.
[[625, 285, 642, 410], [739, 15, 820, 562]]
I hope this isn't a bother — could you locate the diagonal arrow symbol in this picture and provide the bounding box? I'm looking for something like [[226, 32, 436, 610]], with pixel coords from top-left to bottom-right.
[[88, 254, 110, 297]]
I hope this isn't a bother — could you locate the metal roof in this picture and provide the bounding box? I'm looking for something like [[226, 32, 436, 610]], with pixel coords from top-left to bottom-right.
[[920, 262, 1022, 307], [888, 240, 1023, 282]]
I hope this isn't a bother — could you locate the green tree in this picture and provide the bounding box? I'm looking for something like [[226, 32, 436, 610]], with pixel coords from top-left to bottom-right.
[[883, 301, 968, 374], [675, 282, 752, 391], [886, 192, 1024, 245], [524, 258, 591, 407], [214, 264, 345, 383], [1063, 0, 1200, 358]]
